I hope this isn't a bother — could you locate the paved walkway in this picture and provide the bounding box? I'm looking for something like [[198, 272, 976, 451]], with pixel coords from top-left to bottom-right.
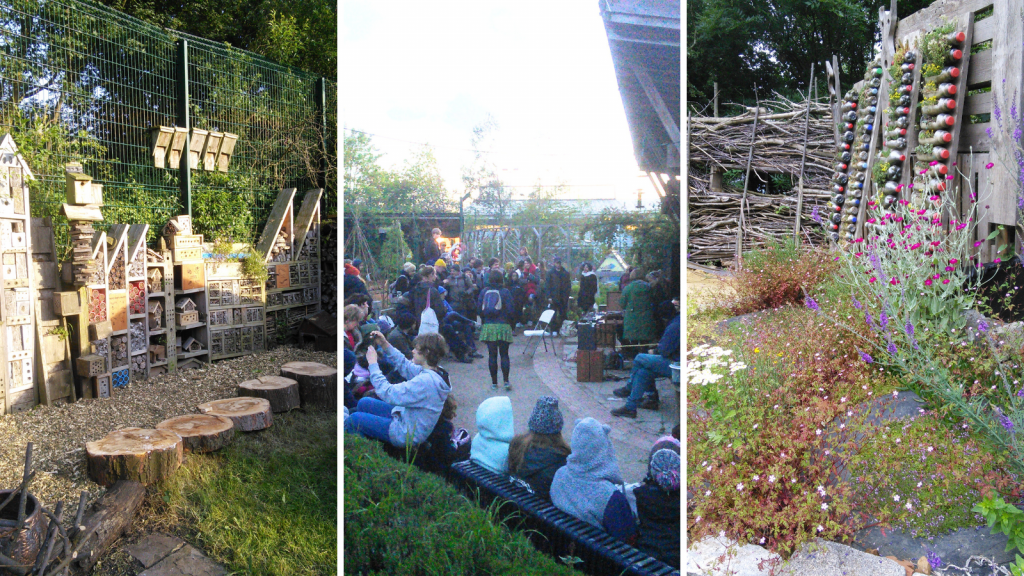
[[126, 533, 226, 576], [448, 331, 679, 483]]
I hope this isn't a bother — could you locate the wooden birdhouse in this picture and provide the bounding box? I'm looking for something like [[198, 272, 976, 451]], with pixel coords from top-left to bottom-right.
[[182, 337, 201, 352], [149, 300, 163, 318], [149, 126, 174, 169], [167, 127, 188, 168], [203, 132, 223, 171], [147, 267, 163, 287], [217, 133, 238, 172], [189, 128, 208, 170], [175, 298, 196, 312]]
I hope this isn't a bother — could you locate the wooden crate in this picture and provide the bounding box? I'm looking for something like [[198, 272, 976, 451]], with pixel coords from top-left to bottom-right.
[[53, 291, 80, 316], [177, 263, 204, 291], [172, 246, 202, 261], [171, 235, 204, 249], [596, 323, 617, 348], [576, 350, 604, 383]]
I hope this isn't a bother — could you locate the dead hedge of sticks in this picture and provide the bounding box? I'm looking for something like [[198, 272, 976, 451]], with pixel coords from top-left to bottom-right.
[[688, 95, 836, 264]]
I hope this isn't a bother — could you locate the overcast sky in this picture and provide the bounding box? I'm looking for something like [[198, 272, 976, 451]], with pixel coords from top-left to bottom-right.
[[341, 0, 660, 209]]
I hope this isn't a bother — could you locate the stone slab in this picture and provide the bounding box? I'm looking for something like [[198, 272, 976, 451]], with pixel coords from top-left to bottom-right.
[[139, 544, 226, 576], [688, 536, 906, 576], [854, 524, 1013, 576], [125, 533, 185, 569]]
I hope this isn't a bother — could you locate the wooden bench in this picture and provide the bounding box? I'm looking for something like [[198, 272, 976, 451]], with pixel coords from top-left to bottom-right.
[[448, 460, 679, 576]]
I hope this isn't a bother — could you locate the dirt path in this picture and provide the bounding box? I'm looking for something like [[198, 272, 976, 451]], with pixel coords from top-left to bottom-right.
[[687, 267, 733, 309]]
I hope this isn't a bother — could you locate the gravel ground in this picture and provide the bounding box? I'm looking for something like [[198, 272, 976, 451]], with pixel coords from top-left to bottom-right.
[[0, 345, 337, 529]]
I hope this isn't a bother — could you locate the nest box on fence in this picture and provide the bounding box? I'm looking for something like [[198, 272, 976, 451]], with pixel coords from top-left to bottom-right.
[[149, 126, 237, 171]]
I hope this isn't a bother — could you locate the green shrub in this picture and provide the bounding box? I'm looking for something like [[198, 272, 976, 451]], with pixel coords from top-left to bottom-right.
[[727, 237, 838, 315], [343, 435, 579, 575]]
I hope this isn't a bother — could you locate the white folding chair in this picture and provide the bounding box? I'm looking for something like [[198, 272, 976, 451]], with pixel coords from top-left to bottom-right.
[[523, 309, 556, 356]]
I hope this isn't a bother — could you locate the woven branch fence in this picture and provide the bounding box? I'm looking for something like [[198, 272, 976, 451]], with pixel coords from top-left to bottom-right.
[[688, 95, 835, 264]]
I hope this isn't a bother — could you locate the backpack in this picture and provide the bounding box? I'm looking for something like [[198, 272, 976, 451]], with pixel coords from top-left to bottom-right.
[[481, 289, 503, 317]]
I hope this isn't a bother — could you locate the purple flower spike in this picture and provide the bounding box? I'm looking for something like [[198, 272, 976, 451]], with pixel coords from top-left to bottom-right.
[[979, 319, 989, 332], [812, 205, 821, 224], [859, 350, 874, 364], [987, 127, 995, 139], [926, 550, 943, 569], [866, 310, 876, 330], [905, 321, 915, 337], [1000, 415, 1015, 432], [887, 341, 898, 356], [806, 297, 820, 312], [880, 310, 889, 330], [852, 294, 863, 310]]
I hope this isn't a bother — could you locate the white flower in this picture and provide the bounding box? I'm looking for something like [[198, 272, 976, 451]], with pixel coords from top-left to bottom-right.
[[737, 483, 744, 491], [768, 475, 776, 483], [759, 537, 765, 544], [893, 494, 900, 502], [895, 438, 901, 444], [816, 429, 822, 436], [821, 503, 829, 510], [927, 446, 934, 452], [905, 502, 912, 510], [917, 482, 922, 488], [817, 525, 824, 532], [701, 461, 707, 467], [893, 390, 899, 398], [753, 475, 760, 481], [705, 490, 711, 496], [729, 362, 748, 373], [840, 396, 847, 403], [695, 516, 701, 523], [753, 424, 759, 430]]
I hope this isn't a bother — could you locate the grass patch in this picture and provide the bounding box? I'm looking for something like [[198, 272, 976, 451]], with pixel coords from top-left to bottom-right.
[[154, 408, 336, 576], [343, 434, 579, 575]]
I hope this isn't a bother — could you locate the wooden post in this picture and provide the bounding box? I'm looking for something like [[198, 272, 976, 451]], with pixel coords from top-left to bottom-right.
[[736, 95, 760, 268], [75, 285, 91, 399], [713, 82, 719, 118], [795, 63, 815, 241], [831, 55, 842, 148]]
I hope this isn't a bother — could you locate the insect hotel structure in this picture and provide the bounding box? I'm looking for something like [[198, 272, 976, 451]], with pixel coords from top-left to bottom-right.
[[257, 188, 323, 344], [0, 139, 323, 410]]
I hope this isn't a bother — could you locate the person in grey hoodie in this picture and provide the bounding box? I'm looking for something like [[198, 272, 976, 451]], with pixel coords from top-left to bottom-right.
[[550, 417, 637, 544], [344, 330, 451, 448], [469, 396, 514, 474]]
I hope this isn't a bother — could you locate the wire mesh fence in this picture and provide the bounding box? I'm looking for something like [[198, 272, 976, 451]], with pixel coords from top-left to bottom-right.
[[0, 0, 335, 258]]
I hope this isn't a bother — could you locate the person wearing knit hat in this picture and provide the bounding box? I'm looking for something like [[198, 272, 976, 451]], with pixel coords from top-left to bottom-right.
[[632, 439, 681, 568], [508, 396, 571, 500]]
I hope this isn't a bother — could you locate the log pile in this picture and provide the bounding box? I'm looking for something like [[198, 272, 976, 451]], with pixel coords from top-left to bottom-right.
[[688, 95, 834, 263], [111, 335, 128, 368], [108, 251, 125, 290], [321, 222, 338, 317], [0, 443, 95, 576]]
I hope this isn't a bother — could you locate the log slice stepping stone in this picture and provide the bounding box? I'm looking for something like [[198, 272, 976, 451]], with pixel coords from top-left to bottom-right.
[[237, 376, 300, 413], [197, 397, 273, 432], [156, 414, 235, 453], [86, 428, 183, 487], [280, 361, 337, 411]]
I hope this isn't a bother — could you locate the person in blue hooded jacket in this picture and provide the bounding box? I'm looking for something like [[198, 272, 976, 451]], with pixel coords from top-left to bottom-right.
[[550, 417, 636, 544], [344, 330, 452, 448], [469, 396, 514, 474]]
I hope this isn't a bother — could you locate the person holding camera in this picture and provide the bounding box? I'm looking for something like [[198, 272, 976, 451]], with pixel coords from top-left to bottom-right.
[[344, 329, 453, 448]]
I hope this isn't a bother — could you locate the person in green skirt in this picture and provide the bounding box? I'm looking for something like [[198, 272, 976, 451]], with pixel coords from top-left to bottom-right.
[[478, 269, 515, 390]]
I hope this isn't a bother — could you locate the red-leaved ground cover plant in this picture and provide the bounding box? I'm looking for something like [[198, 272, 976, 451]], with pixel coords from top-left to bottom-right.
[[726, 237, 838, 316]]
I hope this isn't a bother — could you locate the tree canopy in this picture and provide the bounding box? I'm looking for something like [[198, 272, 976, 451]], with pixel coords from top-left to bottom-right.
[[95, 0, 336, 78], [343, 131, 455, 217], [688, 0, 932, 110]]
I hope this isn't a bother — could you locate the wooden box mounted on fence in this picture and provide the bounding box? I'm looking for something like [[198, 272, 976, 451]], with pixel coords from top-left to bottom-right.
[[77, 354, 106, 377], [168, 127, 188, 168], [65, 171, 103, 205], [188, 128, 208, 169], [202, 132, 223, 171], [217, 133, 238, 172], [89, 320, 112, 341], [109, 290, 128, 332], [176, 263, 204, 290], [53, 291, 79, 316], [149, 126, 174, 169]]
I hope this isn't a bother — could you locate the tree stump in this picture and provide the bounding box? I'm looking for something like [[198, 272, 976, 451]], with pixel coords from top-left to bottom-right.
[[238, 376, 300, 413], [156, 414, 235, 453], [86, 428, 183, 487], [280, 362, 337, 411], [197, 397, 273, 432]]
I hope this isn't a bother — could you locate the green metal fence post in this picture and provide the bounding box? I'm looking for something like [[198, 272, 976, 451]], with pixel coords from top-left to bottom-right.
[[315, 78, 327, 192], [176, 39, 191, 217]]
